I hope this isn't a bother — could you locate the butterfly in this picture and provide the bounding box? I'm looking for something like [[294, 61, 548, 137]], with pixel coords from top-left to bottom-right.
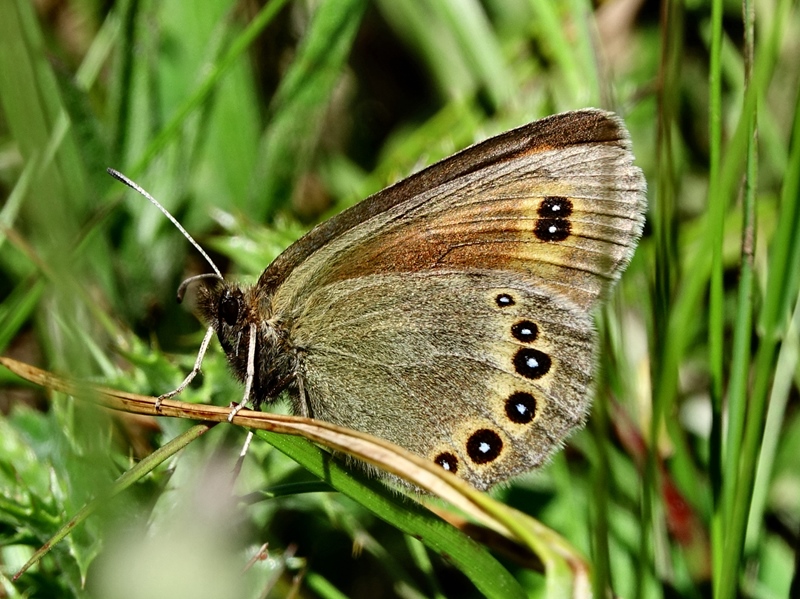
[[113, 109, 646, 491]]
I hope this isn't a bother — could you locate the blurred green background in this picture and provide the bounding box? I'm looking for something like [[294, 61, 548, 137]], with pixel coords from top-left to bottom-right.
[[1, 0, 798, 597]]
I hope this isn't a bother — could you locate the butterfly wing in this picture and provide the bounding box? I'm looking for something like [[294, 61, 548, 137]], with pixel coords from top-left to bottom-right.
[[290, 270, 595, 491], [264, 109, 645, 488]]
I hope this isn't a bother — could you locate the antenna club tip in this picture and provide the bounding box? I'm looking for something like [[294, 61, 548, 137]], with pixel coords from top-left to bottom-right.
[[107, 168, 132, 187]]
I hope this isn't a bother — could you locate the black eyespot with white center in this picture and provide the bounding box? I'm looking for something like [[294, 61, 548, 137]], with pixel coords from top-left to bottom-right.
[[538, 196, 573, 217], [434, 452, 459, 474], [511, 320, 538, 343], [466, 429, 503, 464], [506, 392, 537, 424], [513, 348, 551, 379], [534, 196, 573, 242], [534, 218, 571, 242], [495, 293, 515, 307]]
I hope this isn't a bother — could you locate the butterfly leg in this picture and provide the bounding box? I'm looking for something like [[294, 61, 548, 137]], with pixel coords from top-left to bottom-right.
[[231, 430, 256, 483], [228, 323, 258, 422], [155, 326, 215, 410], [296, 376, 309, 418], [226, 323, 299, 421]]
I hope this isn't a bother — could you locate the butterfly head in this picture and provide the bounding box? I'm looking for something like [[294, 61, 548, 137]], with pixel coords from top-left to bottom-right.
[[197, 283, 245, 350], [195, 279, 297, 407], [106, 168, 300, 412]]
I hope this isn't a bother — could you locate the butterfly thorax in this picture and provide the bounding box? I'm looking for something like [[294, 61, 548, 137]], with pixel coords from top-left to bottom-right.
[[196, 281, 298, 406]]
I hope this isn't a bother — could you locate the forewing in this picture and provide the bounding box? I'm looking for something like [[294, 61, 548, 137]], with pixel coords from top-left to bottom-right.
[[269, 109, 646, 314]]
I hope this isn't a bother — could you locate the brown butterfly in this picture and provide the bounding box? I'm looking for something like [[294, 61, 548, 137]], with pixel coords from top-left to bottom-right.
[[111, 109, 646, 491]]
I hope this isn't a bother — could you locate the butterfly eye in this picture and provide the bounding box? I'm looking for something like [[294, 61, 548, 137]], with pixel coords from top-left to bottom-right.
[[219, 290, 242, 327]]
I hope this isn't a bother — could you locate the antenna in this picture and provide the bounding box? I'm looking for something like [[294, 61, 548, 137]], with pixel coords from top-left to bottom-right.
[[107, 168, 223, 410], [107, 168, 224, 280]]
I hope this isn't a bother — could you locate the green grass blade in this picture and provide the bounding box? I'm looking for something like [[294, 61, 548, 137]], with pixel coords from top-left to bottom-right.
[[722, 75, 800, 599], [706, 2, 725, 573], [249, 0, 369, 218], [126, 0, 291, 178]]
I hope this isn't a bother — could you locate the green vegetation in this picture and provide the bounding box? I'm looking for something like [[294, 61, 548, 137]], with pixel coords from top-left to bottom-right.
[[1, 0, 798, 597]]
